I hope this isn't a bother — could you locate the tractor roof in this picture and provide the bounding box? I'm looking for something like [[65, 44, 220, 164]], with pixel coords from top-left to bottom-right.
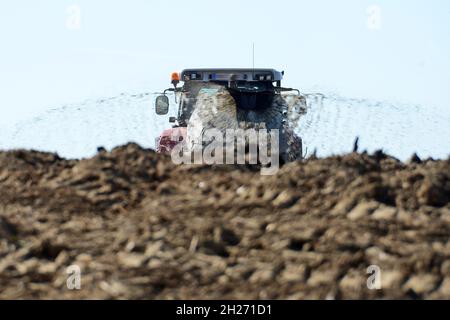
[[180, 68, 284, 82]]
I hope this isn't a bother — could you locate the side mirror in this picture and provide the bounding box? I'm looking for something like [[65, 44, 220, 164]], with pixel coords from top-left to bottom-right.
[[155, 95, 169, 115], [169, 116, 177, 123]]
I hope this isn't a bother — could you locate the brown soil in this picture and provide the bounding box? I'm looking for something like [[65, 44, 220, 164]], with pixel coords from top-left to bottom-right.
[[0, 143, 449, 299]]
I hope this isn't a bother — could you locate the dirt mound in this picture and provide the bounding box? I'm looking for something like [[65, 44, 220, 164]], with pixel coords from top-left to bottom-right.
[[0, 143, 449, 299]]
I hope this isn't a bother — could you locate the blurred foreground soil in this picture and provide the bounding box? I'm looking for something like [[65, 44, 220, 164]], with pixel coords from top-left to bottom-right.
[[0, 144, 449, 299]]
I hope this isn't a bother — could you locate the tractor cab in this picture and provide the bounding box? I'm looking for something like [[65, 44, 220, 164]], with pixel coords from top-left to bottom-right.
[[155, 69, 299, 119]]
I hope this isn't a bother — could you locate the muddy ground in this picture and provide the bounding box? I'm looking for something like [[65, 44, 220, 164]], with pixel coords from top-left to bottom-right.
[[0, 143, 449, 299]]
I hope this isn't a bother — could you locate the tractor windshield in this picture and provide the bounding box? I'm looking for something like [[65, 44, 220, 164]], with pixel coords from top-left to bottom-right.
[[177, 82, 223, 125], [176, 80, 276, 125]]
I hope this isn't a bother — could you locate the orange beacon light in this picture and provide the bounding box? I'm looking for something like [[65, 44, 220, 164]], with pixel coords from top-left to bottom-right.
[[171, 72, 180, 87]]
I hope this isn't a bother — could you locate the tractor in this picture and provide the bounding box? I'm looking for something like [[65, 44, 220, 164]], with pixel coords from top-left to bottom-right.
[[154, 68, 305, 163]]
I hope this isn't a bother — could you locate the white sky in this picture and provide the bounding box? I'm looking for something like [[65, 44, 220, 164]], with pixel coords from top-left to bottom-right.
[[1, 0, 450, 125]]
